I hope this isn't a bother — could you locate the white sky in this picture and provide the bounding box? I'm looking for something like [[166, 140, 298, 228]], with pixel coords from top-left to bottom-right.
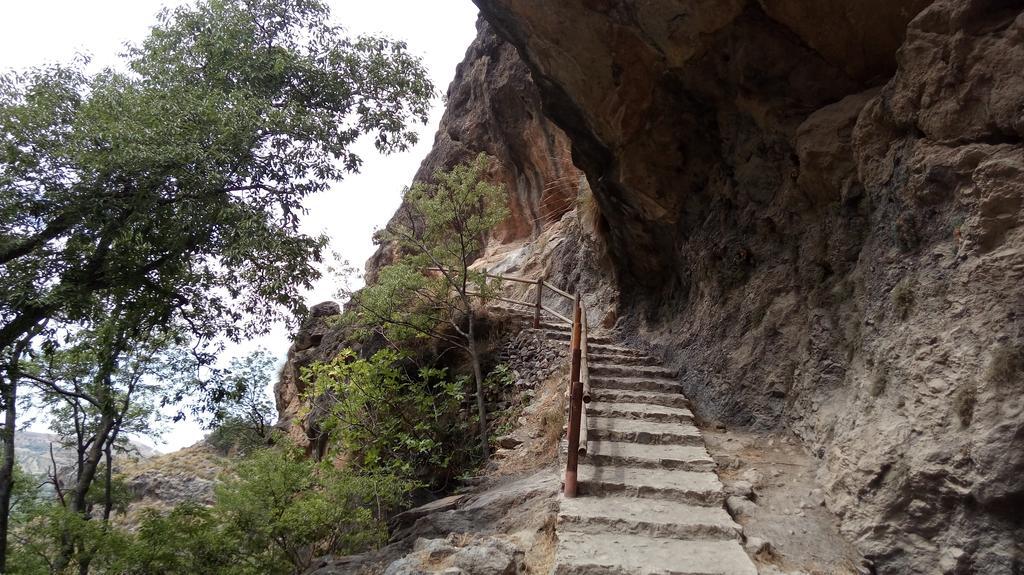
[[1, 0, 481, 451]]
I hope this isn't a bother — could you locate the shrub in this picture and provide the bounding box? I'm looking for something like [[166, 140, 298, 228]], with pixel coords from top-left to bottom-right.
[[121, 445, 412, 575], [303, 349, 475, 486]]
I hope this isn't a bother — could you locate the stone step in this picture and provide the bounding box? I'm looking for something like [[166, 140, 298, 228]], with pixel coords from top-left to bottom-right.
[[590, 363, 677, 379], [588, 343, 648, 356], [537, 320, 572, 332], [587, 401, 694, 424], [565, 440, 715, 471], [588, 417, 703, 446], [572, 464, 724, 505], [588, 352, 658, 365], [553, 532, 756, 575], [544, 330, 617, 345], [590, 376, 684, 394], [558, 496, 741, 540], [590, 388, 692, 410]]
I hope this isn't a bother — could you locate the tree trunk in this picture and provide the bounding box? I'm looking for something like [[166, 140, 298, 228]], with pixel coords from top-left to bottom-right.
[[53, 411, 115, 573], [73, 412, 113, 513], [0, 371, 17, 573], [467, 311, 488, 461], [0, 330, 34, 574], [102, 439, 114, 522]]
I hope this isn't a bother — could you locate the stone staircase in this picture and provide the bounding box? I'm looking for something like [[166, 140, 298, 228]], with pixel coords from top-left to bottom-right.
[[537, 321, 756, 575]]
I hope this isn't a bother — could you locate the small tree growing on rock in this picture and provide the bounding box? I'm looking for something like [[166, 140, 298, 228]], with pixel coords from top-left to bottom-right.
[[351, 154, 508, 460]]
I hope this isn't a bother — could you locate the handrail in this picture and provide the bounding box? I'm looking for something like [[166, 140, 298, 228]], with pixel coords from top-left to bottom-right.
[[482, 271, 536, 285], [541, 306, 572, 325], [480, 271, 591, 494], [563, 294, 584, 497], [581, 310, 591, 404], [541, 280, 574, 301]]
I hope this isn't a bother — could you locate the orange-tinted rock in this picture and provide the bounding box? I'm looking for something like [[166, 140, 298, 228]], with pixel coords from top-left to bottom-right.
[[365, 18, 582, 281]]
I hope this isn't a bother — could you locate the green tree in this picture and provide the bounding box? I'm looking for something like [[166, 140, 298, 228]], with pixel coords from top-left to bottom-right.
[[193, 350, 280, 456], [4, 461, 134, 575], [351, 154, 508, 459], [0, 0, 433, 565], [20, 325, 175, 572]]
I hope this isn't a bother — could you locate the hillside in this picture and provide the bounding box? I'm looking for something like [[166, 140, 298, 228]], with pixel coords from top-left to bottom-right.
[[15, 431, 158, 478]]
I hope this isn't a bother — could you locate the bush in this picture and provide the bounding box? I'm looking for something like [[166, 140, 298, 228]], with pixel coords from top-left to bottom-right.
[[303, 349, 475, 487], [122, 445, 412, 575], [7, 443, 411, 575], [117, 503, 251, 575]]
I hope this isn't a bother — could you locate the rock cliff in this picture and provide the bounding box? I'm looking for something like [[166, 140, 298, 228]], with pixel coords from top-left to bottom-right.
[[363, 17, 584, 280], [277, 1, 1024, 572], [467, 1, 1024, 572]]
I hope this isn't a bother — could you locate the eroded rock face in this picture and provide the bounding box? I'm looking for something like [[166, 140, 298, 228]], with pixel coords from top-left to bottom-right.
[[364, 17, 583, 281], [472, 0, 1024, 572]]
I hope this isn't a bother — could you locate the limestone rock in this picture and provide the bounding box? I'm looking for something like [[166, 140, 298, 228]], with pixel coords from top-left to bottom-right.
[[726, 495, 759, 519]]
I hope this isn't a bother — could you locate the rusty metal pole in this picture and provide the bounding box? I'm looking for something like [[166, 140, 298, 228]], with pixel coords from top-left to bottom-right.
[[564, 294, 583, 497], [533, 278, 543, 328]]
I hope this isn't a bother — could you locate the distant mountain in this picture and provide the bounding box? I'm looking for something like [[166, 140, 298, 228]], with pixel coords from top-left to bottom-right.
[[15, 431, 160, 477]]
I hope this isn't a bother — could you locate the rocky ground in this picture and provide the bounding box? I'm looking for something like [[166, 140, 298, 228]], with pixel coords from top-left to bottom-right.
[[706, 427, 865, 575]]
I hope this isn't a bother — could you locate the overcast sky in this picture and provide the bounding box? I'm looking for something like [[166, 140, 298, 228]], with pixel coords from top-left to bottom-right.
[[0, 0, 481, 451]]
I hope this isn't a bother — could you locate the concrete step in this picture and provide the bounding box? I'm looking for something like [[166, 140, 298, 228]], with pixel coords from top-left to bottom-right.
[[587, 401, 694, 424], [558, 496, 741, 540], [590, 376, 684, 394], [572, 464, 724, 505], [588, 343, 648, 356], [590, 363, 677, 379], [544, 330, 617, 346], [553, 531, 756, 575], [588, 352, 658, 365], [590, 388, 692, 410], [537, 320, 572, 332], [565, 440, 715, 471], [589, 417, 703, 446]]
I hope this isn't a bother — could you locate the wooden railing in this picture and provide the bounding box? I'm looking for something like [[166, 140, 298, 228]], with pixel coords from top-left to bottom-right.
[[473, 270, 590, 498]]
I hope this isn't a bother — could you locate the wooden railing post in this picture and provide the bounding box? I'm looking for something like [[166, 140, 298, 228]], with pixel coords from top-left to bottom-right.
[[564, 293, 583, 497], [579, 306, 590, 456], [581, 310, 591, 404], [533, 278, 543, 328]]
